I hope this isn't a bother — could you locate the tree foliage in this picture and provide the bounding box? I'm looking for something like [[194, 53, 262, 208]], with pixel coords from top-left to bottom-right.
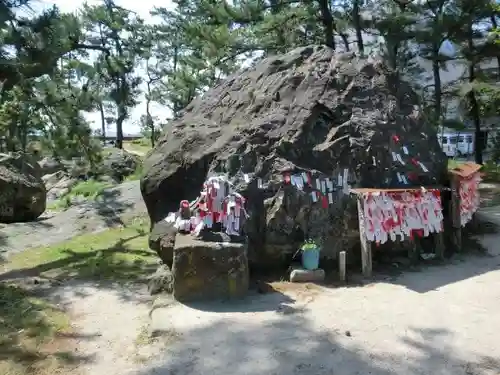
[[1, 0, 499, 163]]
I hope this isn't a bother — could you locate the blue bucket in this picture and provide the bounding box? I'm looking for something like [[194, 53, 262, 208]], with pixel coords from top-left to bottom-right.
[[301, 247, 320, 270]]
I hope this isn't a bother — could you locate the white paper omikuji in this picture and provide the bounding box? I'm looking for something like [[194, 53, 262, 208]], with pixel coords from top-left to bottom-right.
[[316, 178, 321, 190], [311, 191, 318, 202], [392, 151, 398, 162], [403, 146, 409, 155], [418, 162, 429, 172], [295, 176, 304, 191], [360, 190, 444, 244], [397, 172, 403, 182], [372, 156, 376, 165], [328, 192, 333, 204], [321, 180, 326, 193], [257, 178, 263, 189], [338, 174, 343, 186], [396, 154, 405, 165], [302, 172, 308, 183], [243, 174, 250, 183]]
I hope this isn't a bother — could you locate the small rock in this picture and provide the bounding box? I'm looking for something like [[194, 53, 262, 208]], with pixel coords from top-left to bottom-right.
[[39, 156, 64, 175], [290, 267, 325, 283], [345, 330, 351, 337], [102, 149, 140, 182], [148, 264, 174, 295]]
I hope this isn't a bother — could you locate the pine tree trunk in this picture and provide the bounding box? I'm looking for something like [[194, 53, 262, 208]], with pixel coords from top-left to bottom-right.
[[318, 0, 334, 49], [99, 102, 106, 144], [432, 49, 442, 127], [353, 0, 364, 55]]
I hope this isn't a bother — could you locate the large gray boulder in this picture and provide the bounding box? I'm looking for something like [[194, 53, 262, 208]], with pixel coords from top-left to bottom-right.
[[38, 156, 64, 175], [43, 171, 78, 201], [102, 149, 140, 182], [0, 152, 46, 222], [141, 45, 448, 268]]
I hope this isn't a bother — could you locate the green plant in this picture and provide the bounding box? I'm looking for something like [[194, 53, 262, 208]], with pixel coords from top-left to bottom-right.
[[301, 238, 320, 251], [481, 161, 500, 182]]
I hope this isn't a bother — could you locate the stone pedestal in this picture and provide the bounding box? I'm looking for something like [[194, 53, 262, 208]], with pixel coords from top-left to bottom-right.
[[289, 266, 325, 283], [172, 234, 249, 302]]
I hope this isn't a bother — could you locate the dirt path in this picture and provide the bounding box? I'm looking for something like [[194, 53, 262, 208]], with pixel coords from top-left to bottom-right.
[[27, 207, 500, 375], [0, 181, 145, 258], [47, 281, 164, 375]]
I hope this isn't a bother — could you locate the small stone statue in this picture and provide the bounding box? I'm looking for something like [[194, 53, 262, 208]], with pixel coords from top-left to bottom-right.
[[178, 200, 191, 220]]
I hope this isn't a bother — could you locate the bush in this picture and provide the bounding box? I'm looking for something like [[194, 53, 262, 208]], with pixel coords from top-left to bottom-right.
[[481, 161, 500, 182]]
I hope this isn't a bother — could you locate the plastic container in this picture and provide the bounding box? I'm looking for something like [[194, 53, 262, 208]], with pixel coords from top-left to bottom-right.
[[301, 247, 320, 270]]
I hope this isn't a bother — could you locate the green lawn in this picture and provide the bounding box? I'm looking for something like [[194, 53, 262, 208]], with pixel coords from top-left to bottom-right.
[[123, 138, 152, 155], [3, 219, 155, 282]]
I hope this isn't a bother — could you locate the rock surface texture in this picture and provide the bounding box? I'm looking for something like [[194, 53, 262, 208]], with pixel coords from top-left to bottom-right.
[[141, 45, 448, 267], [0, 152, 47, 222], [102, 149, 140, 182], [172, 234, 249, 302]]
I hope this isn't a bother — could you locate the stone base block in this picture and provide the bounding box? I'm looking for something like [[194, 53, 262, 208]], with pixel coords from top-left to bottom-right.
[[290, 267, 325, 283], [149, 220, 177, 267], [172, 234, 249, 302]]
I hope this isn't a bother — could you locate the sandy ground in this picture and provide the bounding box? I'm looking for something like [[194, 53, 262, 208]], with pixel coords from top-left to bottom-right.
[[144, 254, 500, 375], [48, 281, 165, 375], [43, 209, 500, 375]]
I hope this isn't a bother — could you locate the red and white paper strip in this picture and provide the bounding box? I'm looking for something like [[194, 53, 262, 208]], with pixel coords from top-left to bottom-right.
[[360, 190, 443, 243], [459, 172, 481, 226]]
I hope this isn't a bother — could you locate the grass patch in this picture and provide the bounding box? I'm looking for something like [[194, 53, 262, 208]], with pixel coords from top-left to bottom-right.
[[0, 283, 80, 375], [125, 163, 143, 182], [2, 217, 156, 283], [480, 161, 500, 183], [123, 138, 152, 155]]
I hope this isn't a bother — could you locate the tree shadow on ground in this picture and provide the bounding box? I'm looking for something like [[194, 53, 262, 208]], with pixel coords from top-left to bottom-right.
[[138, 313, 495, 375], [400, 327, 500, 375], [372, 216, 500, 293], [90, 182, 140, 227], [0, 282, 95, 373], [0, 229, 156, 304]]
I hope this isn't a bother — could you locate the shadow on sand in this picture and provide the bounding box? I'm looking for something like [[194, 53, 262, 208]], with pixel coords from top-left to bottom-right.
[[138, 315, 499, 375]]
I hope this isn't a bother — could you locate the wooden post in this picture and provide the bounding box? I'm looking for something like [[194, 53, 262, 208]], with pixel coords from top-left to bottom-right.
[[408, 238, 419, 265], [434, 232, 445, 260], [339, 251, 346, 282], [357, 197, 372, 278], [450, 175, 462, 253]]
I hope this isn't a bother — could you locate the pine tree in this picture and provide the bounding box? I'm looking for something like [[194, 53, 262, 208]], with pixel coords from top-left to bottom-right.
[[80, 0, 146, 149]]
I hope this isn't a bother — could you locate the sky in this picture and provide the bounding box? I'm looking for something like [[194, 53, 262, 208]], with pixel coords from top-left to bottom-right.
[[33, 0, 175, 135]]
